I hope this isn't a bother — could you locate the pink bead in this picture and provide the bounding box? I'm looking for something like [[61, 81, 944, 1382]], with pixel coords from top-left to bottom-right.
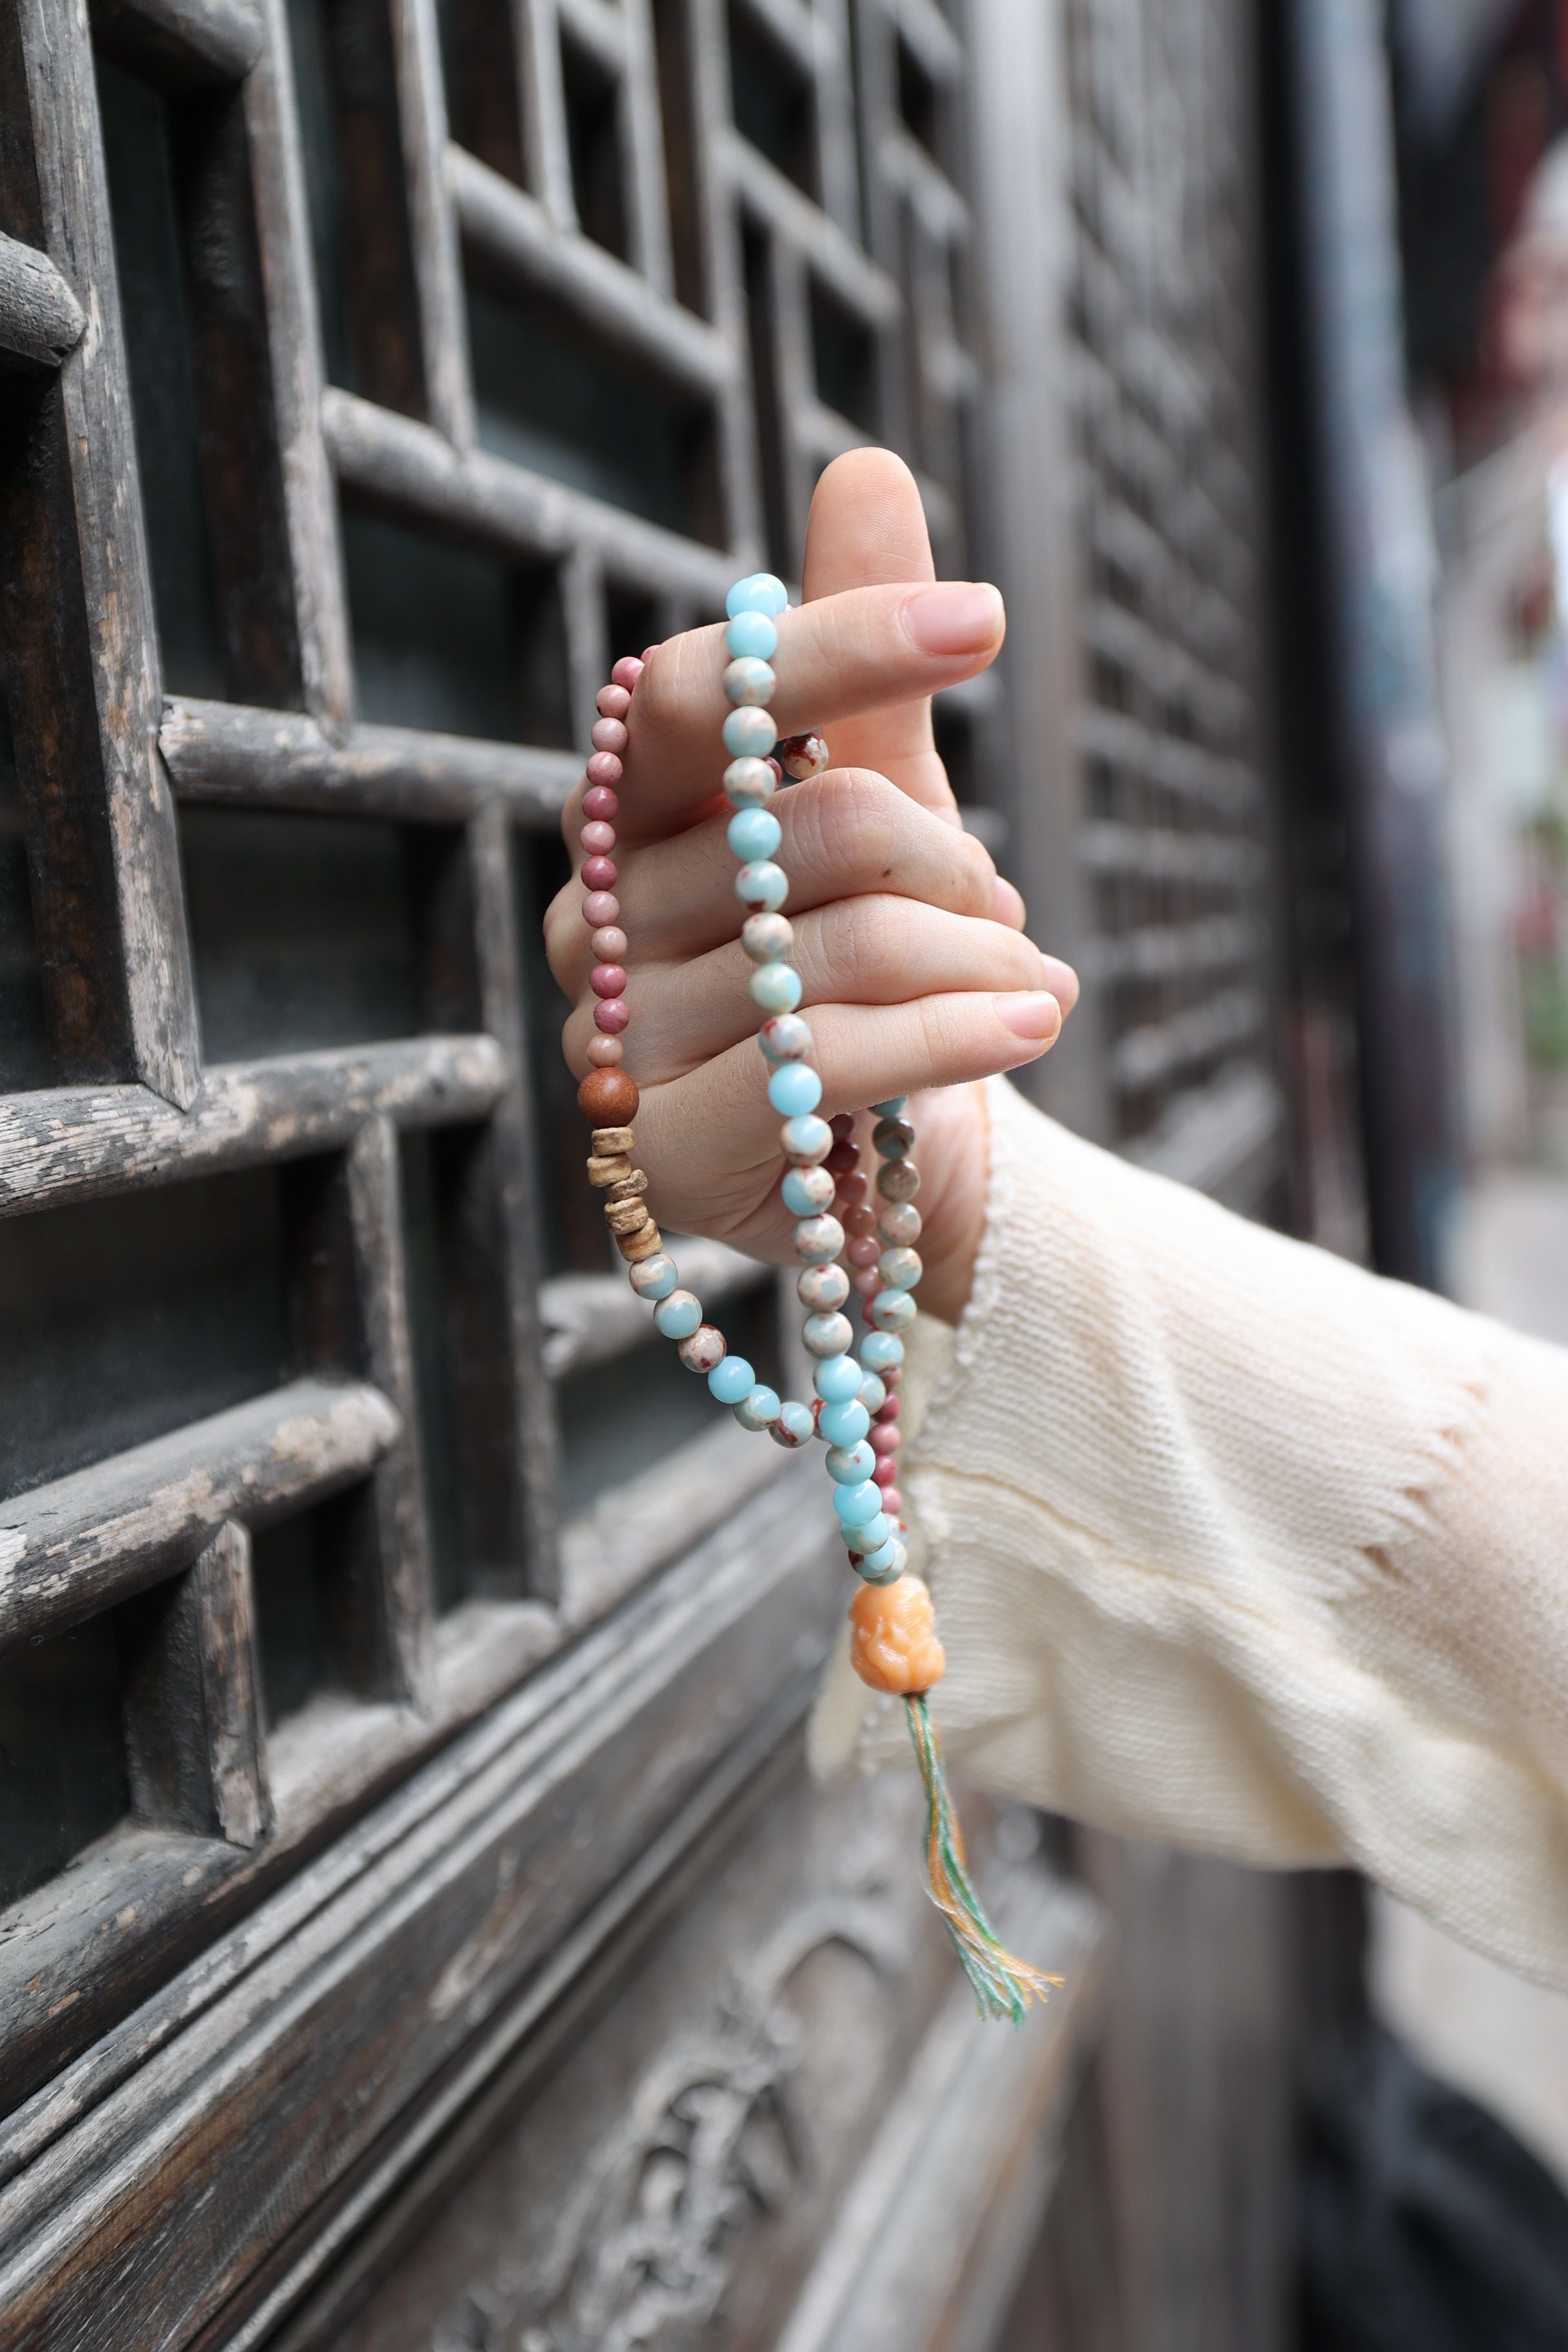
[[594, 998, 630, 1034], [847, 1235, 879, 1268], [612, 656, 645, 691], [591, 716, 629, 754], [591, 925, 627, 960], [852, 1266, 881, 1299], [582, 856, 618, 890], [876, 1394, 900, 1422], [872, 1458, 900, 1489], [580, 820, 616, 856], [843, 1206, 876, 1237], [829, 1112, 856, 1140], [870, 1423, 900, 1457], [880, 1366, 903, 1390], [587, 1033, 624, 1065], [879, 1487, 903, 1518], [639, 644, 660, 663], [591, 963, 627, 999], [583, 891, 620, 926], [586, 751, 623, 789], [835, 1170, 868, 1205], [596, 683, 632, 719], [582, 785, 619, 821]]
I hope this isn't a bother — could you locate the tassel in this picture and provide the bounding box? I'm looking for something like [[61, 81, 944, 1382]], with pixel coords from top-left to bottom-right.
[[905, 1692, 1064, 2024]]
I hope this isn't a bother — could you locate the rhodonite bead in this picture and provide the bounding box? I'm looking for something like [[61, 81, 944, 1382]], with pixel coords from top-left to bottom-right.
[[876, 1159, 921, 1202], [793, 1212, 845, 1263], [835, 1169, 868, 1204], [803, 1310, 854, 1358], [760, 1014, 812, 1063], [723, 655, 776, 707], [725, 757, 776, 807], [654, 1290, 702, 1338], [708, 1354, 754, 1404], [594, 998, 630, 1034], [591, 963, 627, 998], [877, 1487, 903, 1520], [826, 1440, 876, 1482], [875, 1393, 899, 1421], [770, 1399, 816, 1447], [781, 1163, 834, 1215], [579, 1068, 638, 1122], [678, 1324, 725, 1373], [843, 1205, 876, 1237], [611, 654, 643, 690], [596, 682, 631, 718], [580, 820, 616, 856], [825, 1137, 859, 1176], [723, 706, 778, 759], [741, 911, 793, 962], [778, 731, 830, 780], [879, 1246, 923, 1289], [582, 786, 619, 821], [781, 1114, 832, 1162], [851, 1265, 882, 1300], [848, 1576, 943, 1693], [591, 716, 629, 754], [590, 925, 627, 961], [582, 890, 620, 928], [630, 1254, 678, 1298], [796, 1261, 849, 1310], [876, 1200, 921, 1245], [588, 1034, 623, 1066], [847, 1234, 879, 1267], [585, 750, 623, 789], [767, 1062, 821, 1115], [870, 1422, 900, 1456], [749, 961, 802, 1014], [727, 807, 782, 861], [828, 1112, 856, 1139], [582, 856, 618, 891], [734, 1383, 781, 1431], [872, 1117, 916, 1159], [735, 859, 787, 911]]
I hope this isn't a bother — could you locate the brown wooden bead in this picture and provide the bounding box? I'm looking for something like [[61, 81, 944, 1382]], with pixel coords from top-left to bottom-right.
[[578, 1068, 639, 1124], [848, 1576, 945, 1696], [606, 1168, 649, 1200], [586, 1153, 631, 1188], [618, 1222, 664, 1262], [605, 1198, 649, 1236], [591, 1126, 636, 1156]]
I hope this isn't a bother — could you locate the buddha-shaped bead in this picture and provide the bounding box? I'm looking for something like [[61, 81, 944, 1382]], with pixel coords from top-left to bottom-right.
[[848, 1575, 944, 1694]]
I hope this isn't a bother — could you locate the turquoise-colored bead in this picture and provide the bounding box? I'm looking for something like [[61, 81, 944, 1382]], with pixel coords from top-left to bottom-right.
[[734, 859, 787, 911], [749, 960, 802, 1014], [759, 1014, 812, 1064], [767, 1061, 822, 1115], [870, 1095, 908, 1117], [727, 807, 782, 863], [857, 1375, 887, 1415], [722, 705, 778, 758], [782, 1163, 833, 1215], [817, 1397, 870, 1448], [825, 1439, 875, 1482], [878, 1246, 922, 1289], [725, 610, 778, 660], [734, 1382, 781, 1431], [724, 655, 776, 707], [814, 1353, 863, 1402], [781, 1113, 832, 1162], [725, 756, 776, 807], [834, 1480, 882, 1526], [707, 1354, 754, 1404], [629, 1253, 679, 1300], [867, 1288, 917, 1333], [858, 1537, 906, 1583], [654, 1291, 702, 1340], [770, 1398, 816, 1447], [859, 1331, 905, 1372], [845, 1511, 892, 1553], [726, 571, 789, 618]]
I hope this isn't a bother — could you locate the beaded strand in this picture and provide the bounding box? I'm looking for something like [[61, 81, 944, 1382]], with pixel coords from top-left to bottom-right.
[[572, 574, 1058, 2022]]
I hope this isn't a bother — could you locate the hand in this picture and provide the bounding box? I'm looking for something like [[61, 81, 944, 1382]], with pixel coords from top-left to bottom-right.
[[543, 449, 1078, 1326]]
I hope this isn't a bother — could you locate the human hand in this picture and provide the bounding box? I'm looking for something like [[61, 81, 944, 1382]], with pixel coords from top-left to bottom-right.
[[544, 448, 1078, 1326]]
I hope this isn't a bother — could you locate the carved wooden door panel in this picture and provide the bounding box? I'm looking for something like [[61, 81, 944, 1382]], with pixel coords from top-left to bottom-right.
[[0, 0, 1106, 2344]]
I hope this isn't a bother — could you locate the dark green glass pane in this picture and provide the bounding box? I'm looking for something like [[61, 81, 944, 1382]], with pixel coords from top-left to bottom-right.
[[252, 1512, 330, 1727], [514, 832, 605, 1277], [96, 55, 225, 699], [0, 1618, 128, 1906], [728, 3, 816, 194], [0, 1167, 293, 1501], [810, 279, 880, 435], [284, 0, 356, 391], [180, 806, 427, 1061], [399, 1128, 464, 1612], [0, 698, 53, 1091]]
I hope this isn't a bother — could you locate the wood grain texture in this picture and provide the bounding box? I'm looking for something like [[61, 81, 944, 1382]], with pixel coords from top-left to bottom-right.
[[0, 231, 84, 369], [393, 0, 476, 444], [0, 1377, 400, 1656], [0, 1035, 507, 1215], [121, 1519, 273, 1847], [90, 0, 264, 88]]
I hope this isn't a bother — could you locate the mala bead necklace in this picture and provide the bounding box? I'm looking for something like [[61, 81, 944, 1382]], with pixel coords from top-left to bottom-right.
[[573, 572, 1057, 2022]]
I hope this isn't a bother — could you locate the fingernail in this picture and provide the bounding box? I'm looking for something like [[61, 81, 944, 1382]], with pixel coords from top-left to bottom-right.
[[994, 990, 1061, 1044], [905, 582, 1004, 656]]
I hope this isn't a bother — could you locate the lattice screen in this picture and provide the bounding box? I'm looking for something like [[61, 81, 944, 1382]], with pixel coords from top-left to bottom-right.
[[0, 0, 983, 2113]]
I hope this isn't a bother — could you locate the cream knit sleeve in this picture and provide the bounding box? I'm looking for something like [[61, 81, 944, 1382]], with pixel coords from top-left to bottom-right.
[[810, 1075, 1568, 1990]]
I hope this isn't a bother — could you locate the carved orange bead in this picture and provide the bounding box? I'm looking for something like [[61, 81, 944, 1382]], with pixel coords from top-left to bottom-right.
[[848, 1576, 946, 1696]]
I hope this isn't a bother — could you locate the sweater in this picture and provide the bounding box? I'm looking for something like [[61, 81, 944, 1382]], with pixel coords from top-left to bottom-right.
[[810, 1077, 1568, 1990]]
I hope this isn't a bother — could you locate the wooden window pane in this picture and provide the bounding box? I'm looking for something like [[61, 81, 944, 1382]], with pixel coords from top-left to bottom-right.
[[728, 2, 817, 197], [0, 695, 54, 1091], [561, 32, 629, 263], [810, 276, 880, 435], [252, 1509, 331, 1727], [0, 1617, 128, 1908]]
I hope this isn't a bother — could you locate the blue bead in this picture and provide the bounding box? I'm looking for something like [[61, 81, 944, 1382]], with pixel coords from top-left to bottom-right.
[[870, 1096, 908, 1117], [749, 960, 802, 1014], [726, 571, 789, 619], [770, 1398, 816, 1447], [722, 705, 778, 758], [734, 1383, 781, 1431], [734, 859, 787, 911], [725, 609, 778, 660], [653, 1292, 702, 1340], [727, 807, 782, 863], [781, 1164, 832, 1215], [868, 1289, 917, 1333], [707, 1354, 754, 1404], [817, 1398, 870, 1449], [859, 1331, 905, 1372], [724, 756, 776, 807], [825, 1439, 875, 1482], [878, 1247, 921, 1289], [857, 1375, 887, 1415], [781, 1113, 832, 1162], [813, 1353, 863, 1402], [759, 1014, 812, 1064], [767, 1061, 822, 1115], [845, 1512, 893, 1553], [834, 1480, 882, 1526], [858, 1537, 906, 1583], [724, 655, 776, 707], [629, 1254, 680, 1300]]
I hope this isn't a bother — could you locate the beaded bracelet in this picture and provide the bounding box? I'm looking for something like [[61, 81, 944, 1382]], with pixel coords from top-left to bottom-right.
[[571, 571, 1056, 2022]]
